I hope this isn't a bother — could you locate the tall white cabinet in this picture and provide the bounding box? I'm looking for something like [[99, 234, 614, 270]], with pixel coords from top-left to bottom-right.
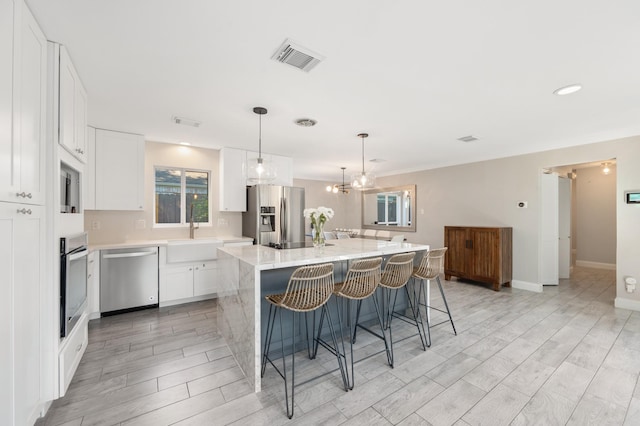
[[0, 1, 48, 425], [0, 0, 46, 206]]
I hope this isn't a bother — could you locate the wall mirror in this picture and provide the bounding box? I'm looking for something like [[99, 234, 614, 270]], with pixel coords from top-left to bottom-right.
[[361, 184, 416, 232]]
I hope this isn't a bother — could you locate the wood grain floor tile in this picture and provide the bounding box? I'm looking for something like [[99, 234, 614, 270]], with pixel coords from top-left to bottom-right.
[[372, 376, 444, 424], [414, 379, 486, 426], [567, 393, 627, 426], [461, 383, 529, 426], [39, 268, 638, 425]]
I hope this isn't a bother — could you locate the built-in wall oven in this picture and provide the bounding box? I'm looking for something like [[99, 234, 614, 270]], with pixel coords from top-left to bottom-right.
[[60, 233, 88, 337]]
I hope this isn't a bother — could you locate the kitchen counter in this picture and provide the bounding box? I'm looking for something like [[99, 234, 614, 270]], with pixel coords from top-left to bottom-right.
[[217, 239, 429, 392], [89, 236, 253, 251]]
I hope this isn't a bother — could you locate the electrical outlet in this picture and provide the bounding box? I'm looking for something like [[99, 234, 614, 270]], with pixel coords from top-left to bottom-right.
[[135, 219, 146, 229], [217, 218, 228, 226], [91, 221, 100, 230]]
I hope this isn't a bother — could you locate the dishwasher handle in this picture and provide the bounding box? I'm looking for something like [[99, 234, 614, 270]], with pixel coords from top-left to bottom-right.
[[102, 251, 157, 259]]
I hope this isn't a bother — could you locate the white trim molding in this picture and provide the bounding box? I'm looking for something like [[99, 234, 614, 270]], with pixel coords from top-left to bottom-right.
[[615, 297, 640, 312], [575, 260, 616, 270], [512, 280, 543, 293]]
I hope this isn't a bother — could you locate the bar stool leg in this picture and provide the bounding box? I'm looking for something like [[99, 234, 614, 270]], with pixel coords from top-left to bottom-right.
[[261, 303, 277, 377], [436, 276, 457, 335], [415, 277, 432, 347]]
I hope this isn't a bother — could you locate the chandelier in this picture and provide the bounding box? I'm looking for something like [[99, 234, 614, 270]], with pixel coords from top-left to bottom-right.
[[326, 167, 350, 194]]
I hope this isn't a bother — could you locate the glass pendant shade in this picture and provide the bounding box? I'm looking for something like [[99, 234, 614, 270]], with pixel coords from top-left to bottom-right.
[[247, 106, 277, 184], [351, 133, 375, 190]]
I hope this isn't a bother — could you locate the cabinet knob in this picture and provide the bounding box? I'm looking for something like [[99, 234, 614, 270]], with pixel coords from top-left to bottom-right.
[[16, 208, 32, 215], [76, 343, 83, 352]]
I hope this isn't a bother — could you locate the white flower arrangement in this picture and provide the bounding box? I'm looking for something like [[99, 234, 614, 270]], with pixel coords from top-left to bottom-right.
[[304, 206, 334, 246]]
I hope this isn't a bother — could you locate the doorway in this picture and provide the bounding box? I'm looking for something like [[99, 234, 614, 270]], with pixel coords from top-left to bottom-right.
[[539, 160, 617, 286]]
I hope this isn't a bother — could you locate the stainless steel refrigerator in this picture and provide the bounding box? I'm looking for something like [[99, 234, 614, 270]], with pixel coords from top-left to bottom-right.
[[243, 185, 305, 247]]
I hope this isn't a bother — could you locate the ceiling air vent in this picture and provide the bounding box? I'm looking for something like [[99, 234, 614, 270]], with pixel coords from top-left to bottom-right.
[[457, 135, 478, 143], [271, 39, 325, 72]]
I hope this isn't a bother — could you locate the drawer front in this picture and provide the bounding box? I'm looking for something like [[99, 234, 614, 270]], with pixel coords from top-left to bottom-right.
[[59, 313, 88, 396]]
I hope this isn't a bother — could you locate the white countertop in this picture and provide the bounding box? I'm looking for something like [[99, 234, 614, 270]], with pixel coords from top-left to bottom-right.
[[89, 236, 253, 251], [218, 238, 429, 271]]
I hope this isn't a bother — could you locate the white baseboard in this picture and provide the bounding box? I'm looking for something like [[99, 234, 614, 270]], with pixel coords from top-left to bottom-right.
[[615, 297, 640, 312], [576, 260, 616, 270], [511, 280, 543, 293]]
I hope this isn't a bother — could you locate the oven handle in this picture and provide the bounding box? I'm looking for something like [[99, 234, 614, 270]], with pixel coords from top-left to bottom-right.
[[68, 248, 89, 262], [102, 251, 156, 259]]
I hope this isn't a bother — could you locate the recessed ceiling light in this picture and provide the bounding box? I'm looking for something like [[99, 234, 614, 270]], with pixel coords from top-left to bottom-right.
[[179, 142, 191, 146], [172, 116, 202, 127], [553, 84, 582, 96], [295, 118, 317, 127]]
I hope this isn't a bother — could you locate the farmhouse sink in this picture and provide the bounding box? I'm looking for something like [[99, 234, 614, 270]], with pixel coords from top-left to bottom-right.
[[166, 238, 223, 263]]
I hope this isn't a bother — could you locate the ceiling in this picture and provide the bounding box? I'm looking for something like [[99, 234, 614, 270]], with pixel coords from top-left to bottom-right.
[[25, 0, 640, 182]]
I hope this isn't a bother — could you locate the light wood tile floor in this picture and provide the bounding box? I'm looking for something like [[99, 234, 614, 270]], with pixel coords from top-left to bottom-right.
[[37, 267, 640, 425]]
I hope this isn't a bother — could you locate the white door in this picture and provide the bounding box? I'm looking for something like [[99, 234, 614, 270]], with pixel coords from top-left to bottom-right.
[[539, 172, 559, 285], [558, 177, 571, 279]]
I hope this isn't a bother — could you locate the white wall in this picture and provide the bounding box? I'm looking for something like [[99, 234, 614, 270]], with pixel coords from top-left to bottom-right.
[[575, 165, 616, 265], [372, 136, 640, 307], [293, 178, 361, 234], [85, 142, 242, 244]]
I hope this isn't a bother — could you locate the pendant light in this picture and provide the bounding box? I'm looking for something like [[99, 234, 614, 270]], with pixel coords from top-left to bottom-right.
[[351, 133, 376, 190], [247, 106, 277, 183], [326, 167, 350, 194]]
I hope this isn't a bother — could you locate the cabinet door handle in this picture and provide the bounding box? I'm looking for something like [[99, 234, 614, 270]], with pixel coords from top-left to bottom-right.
[[16, 191, 32, 199], [76, 343, 83, 352], [17, 208, 32, 215]]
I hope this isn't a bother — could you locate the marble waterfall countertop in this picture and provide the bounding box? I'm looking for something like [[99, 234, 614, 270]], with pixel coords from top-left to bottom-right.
[[216, 238, 430, 392], [217, 238, 430, 270]]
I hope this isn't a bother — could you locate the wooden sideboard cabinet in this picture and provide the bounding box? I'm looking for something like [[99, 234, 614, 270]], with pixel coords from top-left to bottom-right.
[[444, 226, 513, 291]]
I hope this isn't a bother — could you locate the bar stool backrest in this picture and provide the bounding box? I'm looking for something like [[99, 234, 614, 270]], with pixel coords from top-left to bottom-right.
[[336, 257, 382, 299], [380, 252, 416, 289], [280, 263, 335, 312], [415, 248, 447, 280]]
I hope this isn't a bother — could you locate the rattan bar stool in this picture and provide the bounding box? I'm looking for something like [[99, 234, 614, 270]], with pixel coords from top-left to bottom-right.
[[413, 248, 456, 346], [355, 252, 426, 367], [261, 263, 348, 419], [314, 257, 390, 390]]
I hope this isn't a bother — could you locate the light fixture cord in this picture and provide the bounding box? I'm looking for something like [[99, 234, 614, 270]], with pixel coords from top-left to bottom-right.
[[361, 135, 365, 174], [258, 113, 262, 159]]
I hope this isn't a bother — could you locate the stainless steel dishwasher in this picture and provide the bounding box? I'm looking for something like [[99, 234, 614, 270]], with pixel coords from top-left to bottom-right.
[[100, 246, 159, 315]]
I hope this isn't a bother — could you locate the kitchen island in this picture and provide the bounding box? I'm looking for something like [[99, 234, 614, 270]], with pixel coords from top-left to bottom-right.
[[217, 238, 429, 391]]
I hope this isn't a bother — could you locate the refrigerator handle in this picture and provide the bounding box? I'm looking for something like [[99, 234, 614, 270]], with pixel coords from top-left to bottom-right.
[[280, 196, 287, 243]]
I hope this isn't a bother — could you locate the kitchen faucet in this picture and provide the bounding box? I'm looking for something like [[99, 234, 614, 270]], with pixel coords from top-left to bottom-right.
[[189, 202, 199, 239]]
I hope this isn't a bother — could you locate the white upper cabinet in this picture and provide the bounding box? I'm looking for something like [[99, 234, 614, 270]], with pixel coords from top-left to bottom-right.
[[268, 153, 293, 187], [219, 147, 246, 212], [58, 46, 88, 163], [95, 129, 145, 210], [218, 147, 293, 212], [0, 0, 46, 205]]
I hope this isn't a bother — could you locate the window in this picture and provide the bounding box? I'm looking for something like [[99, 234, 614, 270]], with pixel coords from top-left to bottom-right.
[[155, 167, 209, 225], [377, 194, 399, 225]]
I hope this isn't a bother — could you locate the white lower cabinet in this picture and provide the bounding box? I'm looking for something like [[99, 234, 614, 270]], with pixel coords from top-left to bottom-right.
[[193, 262, 218, 296], [0, 201, 44, 426], [160, 260, 219, 305], [58, 313, 88, 397]]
